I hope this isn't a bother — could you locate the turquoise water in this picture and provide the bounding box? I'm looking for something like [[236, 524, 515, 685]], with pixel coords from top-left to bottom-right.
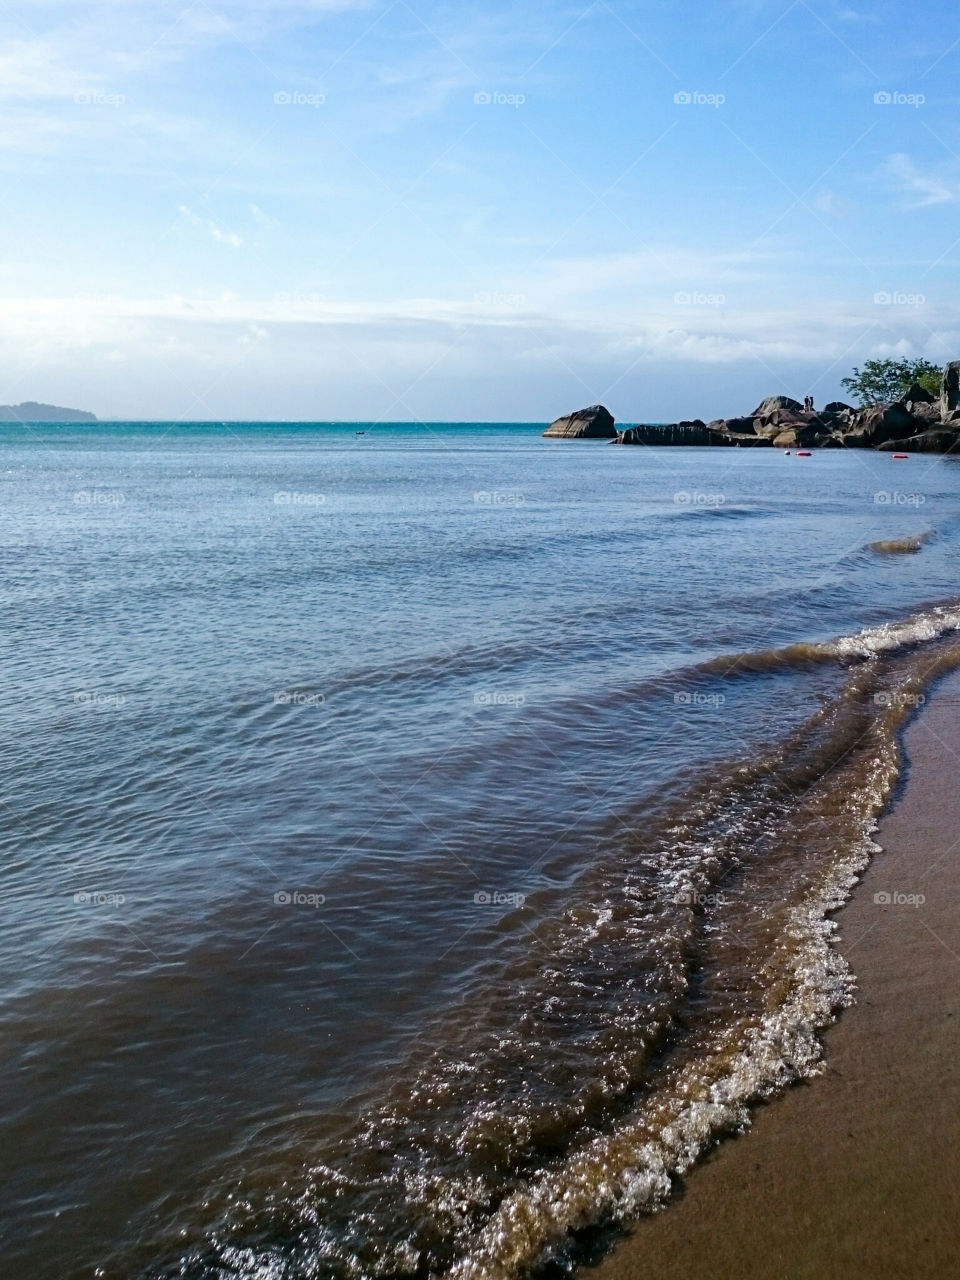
[[2, 423, 960, 1279]]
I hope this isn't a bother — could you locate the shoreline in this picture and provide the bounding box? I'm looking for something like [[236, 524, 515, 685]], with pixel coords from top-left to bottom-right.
[[589, 668, 960, 1280]]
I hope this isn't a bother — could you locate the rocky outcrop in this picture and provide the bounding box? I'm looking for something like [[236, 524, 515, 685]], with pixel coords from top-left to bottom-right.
[[884, 428, 960, 454], [900, 383, 935, 406], [615, 421, 732, 446], [834, 401, 915, 448], [543, 404, 616, 438], [941, 362, 960, 419], [614, 377, 960, 453], [906, 400, 941, 426], [751, 395, 803, 418], [572, 367, 960, 454]]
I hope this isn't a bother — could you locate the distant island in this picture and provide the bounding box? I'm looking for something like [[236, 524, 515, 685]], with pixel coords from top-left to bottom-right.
[[0, 401, 97, 423]]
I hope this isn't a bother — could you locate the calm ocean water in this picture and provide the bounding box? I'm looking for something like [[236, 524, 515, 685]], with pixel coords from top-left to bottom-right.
[[4, 422, 960, 1279]]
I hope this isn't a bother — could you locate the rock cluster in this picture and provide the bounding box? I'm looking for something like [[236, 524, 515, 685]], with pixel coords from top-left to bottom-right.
[[611, 360, 960, 453]]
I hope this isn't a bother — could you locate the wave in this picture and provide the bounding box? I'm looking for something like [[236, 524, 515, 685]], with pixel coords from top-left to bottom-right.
[[134, 604, 960, 1280], [695, 599, 960, 676]]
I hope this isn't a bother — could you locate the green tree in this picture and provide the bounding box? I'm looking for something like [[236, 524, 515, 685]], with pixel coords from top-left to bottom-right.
[[840, 358, 943, 406]]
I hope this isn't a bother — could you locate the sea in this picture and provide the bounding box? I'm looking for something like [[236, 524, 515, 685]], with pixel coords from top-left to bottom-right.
[[3, 421, 960, 1280]]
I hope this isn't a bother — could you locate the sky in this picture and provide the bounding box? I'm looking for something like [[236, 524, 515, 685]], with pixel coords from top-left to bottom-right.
[[3, 0, 960, 421]]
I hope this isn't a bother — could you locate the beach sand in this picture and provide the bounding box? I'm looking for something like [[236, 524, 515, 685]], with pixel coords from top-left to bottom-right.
[[591, 670, 960, 1280]]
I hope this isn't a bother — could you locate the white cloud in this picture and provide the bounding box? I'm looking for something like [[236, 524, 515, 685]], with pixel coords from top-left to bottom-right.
[[208, 225, 244, 248], [815, 188, 854, 217], [1, 287, 956, 368], [249, 203, 279, 228], [884, 153, 960, 208], [178, 205, 243, 247]]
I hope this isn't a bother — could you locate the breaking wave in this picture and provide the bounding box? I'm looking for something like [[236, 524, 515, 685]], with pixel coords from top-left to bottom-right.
[[134, 605, 960, 1280]]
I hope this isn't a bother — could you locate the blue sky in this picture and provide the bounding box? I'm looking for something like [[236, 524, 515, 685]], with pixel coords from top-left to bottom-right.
[[3, 0, 960, 420]]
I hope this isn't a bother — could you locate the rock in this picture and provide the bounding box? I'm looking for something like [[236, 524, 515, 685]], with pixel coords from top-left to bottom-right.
[[899, 382, 935, 405], [773, 430, 800, 449], [839, 402, 916, 448], [754, 409, 810, 439], [715, 416, 758, 435], [543, 404, 616, 439], [605, 366, 960, 454], [884, 428, 960, 455], [750, 395, 803, 418], [941, 362, 960, 419], [616, 421, 723, 446], [910, 401, 942, 425]]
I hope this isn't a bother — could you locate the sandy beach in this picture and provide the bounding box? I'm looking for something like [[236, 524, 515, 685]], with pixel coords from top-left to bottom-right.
[[592, 669, 960, 1280]]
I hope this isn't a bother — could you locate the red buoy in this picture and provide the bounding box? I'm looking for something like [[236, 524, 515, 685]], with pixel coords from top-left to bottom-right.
[[797, 450, 812, 457], [892, 453, 908, 459]]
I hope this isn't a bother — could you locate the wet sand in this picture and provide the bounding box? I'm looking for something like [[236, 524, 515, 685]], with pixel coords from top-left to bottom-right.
[[592, 671, 960, 1280]]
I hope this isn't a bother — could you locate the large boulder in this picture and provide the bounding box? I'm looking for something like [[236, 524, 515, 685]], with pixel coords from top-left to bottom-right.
[[773, 429, 800, 449], [839, 402, 917, 448], [616, 421, 718, 446], [753, 408, 812, 439], [750, 395, 803, 418], [899, 382, 935, 406], [706, 422, 757, 442], [884, 428, 960, 455], [823, 401, 855, 416], [543, 404, 616, 438], [941, 362, 960, 419], [770, 418, 824, 448], [909, 400, 942, 425]]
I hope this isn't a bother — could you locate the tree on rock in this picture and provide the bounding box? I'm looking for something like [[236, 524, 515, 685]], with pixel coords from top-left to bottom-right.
[[841, 358, 943, 405]]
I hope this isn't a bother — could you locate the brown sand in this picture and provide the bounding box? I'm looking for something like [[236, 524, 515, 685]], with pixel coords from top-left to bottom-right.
[[592, 672, 960, 1280]]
